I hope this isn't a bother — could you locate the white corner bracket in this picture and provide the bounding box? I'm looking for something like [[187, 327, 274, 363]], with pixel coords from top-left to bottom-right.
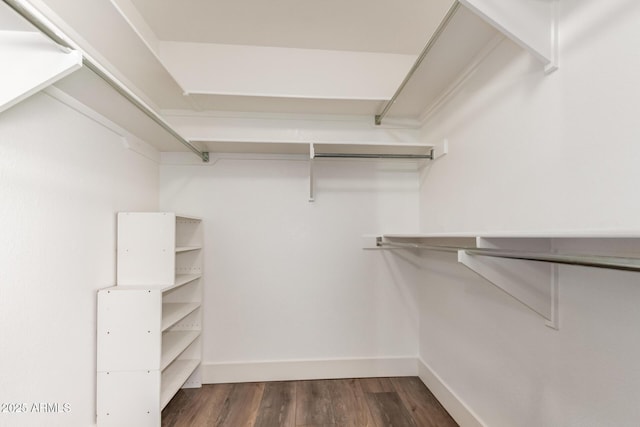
[[458, 237, 559, 329]]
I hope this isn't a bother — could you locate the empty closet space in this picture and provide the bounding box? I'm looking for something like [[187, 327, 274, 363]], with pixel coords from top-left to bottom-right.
[[3, 1, 640, 427]]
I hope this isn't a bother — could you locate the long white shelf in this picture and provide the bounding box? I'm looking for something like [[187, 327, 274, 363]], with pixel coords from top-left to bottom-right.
[[160, 331, 200, 371], [160, 359, 200, 410], [162, 303, 200, 331], [201, 140, 434, 156], [383, 230, 640, 239]]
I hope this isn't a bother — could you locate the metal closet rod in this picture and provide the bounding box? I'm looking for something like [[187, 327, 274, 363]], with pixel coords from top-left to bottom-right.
[[375, 0, 461, 126], [376, 239, 640, 272], [2, 0, 209, 162], [314, 152, 434, 160]]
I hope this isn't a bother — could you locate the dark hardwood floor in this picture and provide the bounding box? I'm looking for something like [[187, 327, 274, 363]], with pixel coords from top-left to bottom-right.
[[162, 377, 458, 427]]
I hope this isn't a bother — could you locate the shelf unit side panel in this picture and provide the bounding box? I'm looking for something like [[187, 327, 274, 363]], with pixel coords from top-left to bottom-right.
[[117, 212, 176, 286], [97, 370, 161, 427], [97, 289, 163, 371]]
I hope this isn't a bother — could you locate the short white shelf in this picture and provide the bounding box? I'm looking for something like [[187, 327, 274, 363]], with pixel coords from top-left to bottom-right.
[[176, 214, 202, 221], [161, 274, 202, 293], [160, 331, 200, 371], [160, 359, 200, 410], [175, 246, 201, 253], [162, 303, 200, 331]]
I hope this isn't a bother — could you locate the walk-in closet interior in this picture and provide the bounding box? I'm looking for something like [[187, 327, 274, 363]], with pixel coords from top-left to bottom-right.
[[2, 0, 640, 426]]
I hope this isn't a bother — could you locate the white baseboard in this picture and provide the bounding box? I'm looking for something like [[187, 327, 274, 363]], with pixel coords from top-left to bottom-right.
[[202, 356, 418, 384], [418, 358, 486, 427]]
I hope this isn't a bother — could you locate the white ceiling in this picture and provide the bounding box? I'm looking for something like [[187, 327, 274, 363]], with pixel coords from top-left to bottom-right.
[[129, 0, 449, 55]]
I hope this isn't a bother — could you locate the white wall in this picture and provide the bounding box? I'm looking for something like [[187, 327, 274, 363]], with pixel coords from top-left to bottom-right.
[[0, 92, 158, 427], [160, 153, 420, 381], [414, 0, 640, 426]]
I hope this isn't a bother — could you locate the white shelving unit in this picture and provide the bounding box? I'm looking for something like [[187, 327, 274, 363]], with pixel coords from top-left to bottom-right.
[[97, 213, 203, 427]]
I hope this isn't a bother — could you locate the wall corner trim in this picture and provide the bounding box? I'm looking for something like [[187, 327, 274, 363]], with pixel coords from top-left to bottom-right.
[[418, 358, 487, 427], [201, 357, 418, 384]]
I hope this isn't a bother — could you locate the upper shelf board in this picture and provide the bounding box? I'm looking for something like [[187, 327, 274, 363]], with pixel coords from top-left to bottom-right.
[[386, 0, 558, 122], [460, 0, 558, 73], [200, 141, 434, 156], [0, 30, 82, 113]]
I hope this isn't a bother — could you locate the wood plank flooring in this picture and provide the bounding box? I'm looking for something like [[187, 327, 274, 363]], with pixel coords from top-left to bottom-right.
[[162, 377, 458, 427]]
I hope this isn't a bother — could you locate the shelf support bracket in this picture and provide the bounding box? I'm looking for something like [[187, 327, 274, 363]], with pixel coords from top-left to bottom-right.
[[458, 238, 559, 329], [309, 143, 315, 202]]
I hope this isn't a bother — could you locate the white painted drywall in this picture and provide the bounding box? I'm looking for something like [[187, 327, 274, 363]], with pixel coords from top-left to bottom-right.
[[160, 153, 420, 379], [414, 0, 640, 425], [0, 92, 158, 427], [158, 41, 416, 100]]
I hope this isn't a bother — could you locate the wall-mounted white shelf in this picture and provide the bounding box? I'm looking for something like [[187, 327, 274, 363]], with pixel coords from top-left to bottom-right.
[[379, 0, 558, 123], [98, 212, 203, 426], [200, 140, 436, 157], [0, 30, 82, 113], [369, 233, 640, 330]]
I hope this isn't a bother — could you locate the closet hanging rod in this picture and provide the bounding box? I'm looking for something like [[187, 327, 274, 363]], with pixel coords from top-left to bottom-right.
[[376, 239, 640, 272], [2, 0, 210, 163], [313, 152, 434, 160], [375, 0, 461, 126]]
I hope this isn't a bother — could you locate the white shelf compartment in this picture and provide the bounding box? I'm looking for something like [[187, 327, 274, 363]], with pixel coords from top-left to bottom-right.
[[161, 303, 200, 331], [176, 216, 203, 249], [162, 274, 201, 293], [160, 330, 200, 371], [160, 359, 200, 410]]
